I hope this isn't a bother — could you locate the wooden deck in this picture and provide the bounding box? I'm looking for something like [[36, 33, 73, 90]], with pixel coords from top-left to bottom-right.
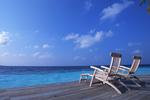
[[0, 75, 150, 100]]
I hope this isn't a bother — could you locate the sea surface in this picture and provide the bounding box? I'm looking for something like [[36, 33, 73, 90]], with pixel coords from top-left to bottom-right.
[[0, 66, 149, 89]]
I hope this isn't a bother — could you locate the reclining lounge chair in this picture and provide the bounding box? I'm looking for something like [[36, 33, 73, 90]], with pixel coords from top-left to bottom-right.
[[117, 56, 144, 87], [89, 52, 123, 94]]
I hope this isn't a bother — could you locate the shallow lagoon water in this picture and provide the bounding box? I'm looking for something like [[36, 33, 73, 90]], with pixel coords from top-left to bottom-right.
[[0, 66, 149, 88]]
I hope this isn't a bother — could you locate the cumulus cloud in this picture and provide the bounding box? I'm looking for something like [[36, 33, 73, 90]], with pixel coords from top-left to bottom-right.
[[0, 31, 9, 45], [33, 52, 40, 57], [32, 52, 51, 59], [64, 33, 79, 40], [0, 52, 26, 58], [84, 0, 93, 11], [133, 49, 141, 54], [115, 48, 122, 51], [33, 44, 53, 49], [73, 56, 86, 61], [128, 42, 141, 47], [64, 30, 113, 48], [38, 54, 51, 59], [42, 44, 50, 49], [100, 0, 133, 20], [105, 30, 113, 37], [1, 52, 9, 57], [18, 53, 26, 57], [33, 45, 39, 49]]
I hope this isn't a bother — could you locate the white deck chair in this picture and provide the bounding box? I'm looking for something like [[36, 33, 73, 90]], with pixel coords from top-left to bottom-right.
[[89, 52, 123, 94], [117, 56, 144, 87], [79, 52, 121, 83]]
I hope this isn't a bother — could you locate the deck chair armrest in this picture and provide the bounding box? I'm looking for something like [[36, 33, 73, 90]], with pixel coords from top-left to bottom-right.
[[120, 66, 130, 70], [117, 66, 130, 74], [118, 67, 128, 72], [90, 66, 104, 72], [101, 66, 109, 70]]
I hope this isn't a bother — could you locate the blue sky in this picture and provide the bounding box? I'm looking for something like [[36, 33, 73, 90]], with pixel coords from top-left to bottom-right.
[[0, 0, 149, 66]]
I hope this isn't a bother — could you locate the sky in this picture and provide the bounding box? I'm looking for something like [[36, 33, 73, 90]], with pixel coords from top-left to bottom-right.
[[0, 0, 150, 66]]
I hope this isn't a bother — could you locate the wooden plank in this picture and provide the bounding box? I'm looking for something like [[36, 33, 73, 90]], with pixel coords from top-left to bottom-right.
[[9, 83, 90, 100], [49, 85, 114, 100], [0, 75, 149, 100], [0, 81, 84, 97]]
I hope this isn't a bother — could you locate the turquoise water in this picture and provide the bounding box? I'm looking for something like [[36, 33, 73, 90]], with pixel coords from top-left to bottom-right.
[[0, 66, 149, 89]]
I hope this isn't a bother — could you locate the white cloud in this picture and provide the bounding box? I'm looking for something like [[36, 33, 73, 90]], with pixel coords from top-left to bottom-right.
[[18, 53, 26, 57], [0, 31, 9, 45], [0, 52, 26, 58], [33, 44, 53, 49], [33, 45, 39, 49], [133, 49, 141, 54], [84, 0, 93, 11], [89, 48, 98, 53], [89, 29, 96, 34], [128, 42, 141, 47], [105, 30, 113, 37], [32, 52, 51, 59], [42, 44, 50, 49], [1, 52, 9, 57], [100, 1, 133, 20], [75, 32, 103, 48], [73, 56, 86, 61], [115, 48, 122, 51], [64, 30, 113, 48], [33, 52, 40, 57], [38, 54, 51, 59], [64, 33, 79, 40]]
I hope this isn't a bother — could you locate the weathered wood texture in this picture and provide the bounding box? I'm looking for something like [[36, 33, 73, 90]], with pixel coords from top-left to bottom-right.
[[0, 75, 150, 100]]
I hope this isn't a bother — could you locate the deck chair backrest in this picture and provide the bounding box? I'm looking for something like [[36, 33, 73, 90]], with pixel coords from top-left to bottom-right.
[[108, 52, 122, 75], [129, 56, 141, 74]]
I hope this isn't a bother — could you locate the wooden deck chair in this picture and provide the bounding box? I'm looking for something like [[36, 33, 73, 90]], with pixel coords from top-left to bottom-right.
[[79, 73, 93, 83], [79, 52, 121, 83], [89, 52, 123, 94], [117, 56, 144, 87]]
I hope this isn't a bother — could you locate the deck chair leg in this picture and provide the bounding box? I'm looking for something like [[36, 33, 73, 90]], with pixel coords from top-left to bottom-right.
[[79, 74, 84, 83], [79, 74, 89, 84], [134, 76, 146, 87], [131, 79, 142, 87], [118, 79, 130, 91], [130, 76, 145, 87], [79, 75, 82, 84], [90, 75, 95, 87], [90, 70, 96, 87], [105, 81, 122, 94], [133, 76, 145, 83]]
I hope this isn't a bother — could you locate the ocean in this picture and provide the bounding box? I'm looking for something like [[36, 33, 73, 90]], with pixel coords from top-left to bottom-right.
[[0, 66, 149, 89]]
